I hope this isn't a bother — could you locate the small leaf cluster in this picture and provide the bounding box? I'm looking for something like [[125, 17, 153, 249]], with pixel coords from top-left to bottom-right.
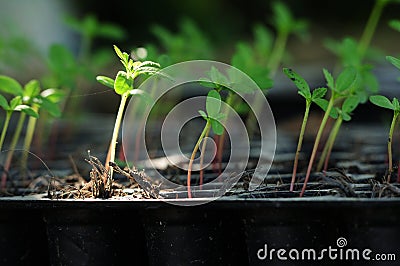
[[198, 90, 226, 135]]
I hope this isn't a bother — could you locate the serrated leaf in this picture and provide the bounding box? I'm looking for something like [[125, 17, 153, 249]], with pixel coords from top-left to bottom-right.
[[387, 56, 400, 70], [210, 118, 224, 135], [283, 68, 311, 99], [114, 71, 132, 95], [0, 75, 23, 96], [198, 110, 208, 120], [323, 69, 335, 90], [311, 87, 327, 100], [206, 90, 221, 118], [313, 98, 338, 119], [336, 66, 357, 92], [96, 76, 115, 89], [369, 95, 394, 110]]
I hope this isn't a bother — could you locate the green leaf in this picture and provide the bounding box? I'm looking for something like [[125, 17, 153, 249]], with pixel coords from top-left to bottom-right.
[[198, 110, 207, 120], [129, 89, 154, 104], [313, 98, 338, 119], [342, 112, 351, 121], [387, 56, 400, 70], [48, 44, 76, 72], [342, 96, 360, 113], [23, 80, 40, 103], [323, 69, 335, 91], [114, 71, 133, 95], [9, 96, 22, 110], [0, 95, 9, 110], [40, 89, 65, 103], [335, 66, 357, 92], [369, 95, 394, 110], [311, 87, 327, 100], [389, 19, 400, 32], [15, 105, 39, 118], [393, 98, 400, 110], [0, 75, 23, 96], [206, 90, 221, 118], [96, 76, 115, 89], [198, 78, 216, 89], [39, 97, 62, 117], [210, 118, 224, 135], [283, 68, 311, 99]]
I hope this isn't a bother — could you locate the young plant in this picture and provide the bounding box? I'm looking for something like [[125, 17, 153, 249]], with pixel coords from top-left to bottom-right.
[[241, 1, 308, 136], [96, 45, 160, 185], [299, 66, 358, 197], [282, 68, 327, 191], [187, 89, 225, 198], [369, 95, 399, 182], [368, 55, 400, 182]]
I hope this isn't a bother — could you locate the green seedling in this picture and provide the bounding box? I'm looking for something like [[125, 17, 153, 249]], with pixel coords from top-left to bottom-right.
[[199, 66, 259, 176], [369, 95, 399, 182], [283, 68, 327, 191], [96, 45, 159, 186], [149, 17, 214, 66], [187, 89, 225, 198], [0, 79, 61, 187], [0, 76, 38, 151], [299, 66, 358, 197], [243, 1, 308, 136], [368, 55, 400, 182]]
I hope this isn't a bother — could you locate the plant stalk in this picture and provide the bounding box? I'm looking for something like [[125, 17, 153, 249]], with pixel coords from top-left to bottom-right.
[[322, 116, 343, 172], [20, 105, 39, 176], [1, 112, 26, 189], [0, 112, 12, 152], [358, 0, 388, 59], [300, 97, 335, 197], [316, 116, 342, 172], [290, 100, 311, 191], [199, 125, 211, 188], [187, 120, 211, 198], [387, 111, 399, 182], [106, 92, 129, 181]]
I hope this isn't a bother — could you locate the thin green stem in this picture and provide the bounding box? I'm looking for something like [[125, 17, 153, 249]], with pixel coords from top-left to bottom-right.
[[317, 117, 342, 172], [267, 30, 289, 76], [322, 116, 343, 172], [358, 0, 388, 59], [300, 97, 335, 197], [21, 105, 39, 176], [290, 100, 311, 192], [387, 111, 399, 182], [106, 92, 129, 181], [1, 113, 26, 188], [199, 125, 211, 188], [216, 92, 235, 174], [0, 112, 12, 152], [187, 120, 211, 198]]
